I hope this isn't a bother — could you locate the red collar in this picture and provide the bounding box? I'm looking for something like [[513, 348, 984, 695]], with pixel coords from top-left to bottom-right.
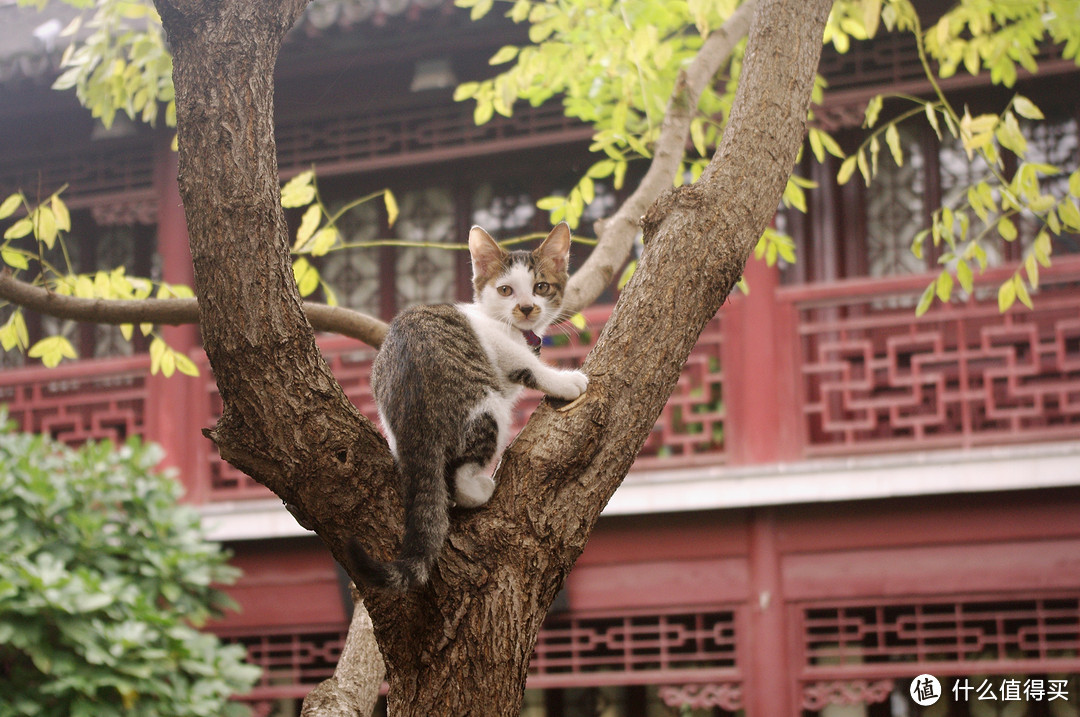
[[522, 330, 542, 355]]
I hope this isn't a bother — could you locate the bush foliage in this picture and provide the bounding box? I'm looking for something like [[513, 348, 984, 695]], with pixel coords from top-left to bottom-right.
[[0, 418, 259, 717]]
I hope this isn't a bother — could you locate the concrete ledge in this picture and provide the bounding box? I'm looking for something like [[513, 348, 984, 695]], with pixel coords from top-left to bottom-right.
[[605, 440, 1080, 515], [199, 441, 1080, 541]]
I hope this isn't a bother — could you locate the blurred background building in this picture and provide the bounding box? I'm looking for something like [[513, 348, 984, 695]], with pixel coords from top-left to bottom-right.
[[1, 0, 1078, 714]]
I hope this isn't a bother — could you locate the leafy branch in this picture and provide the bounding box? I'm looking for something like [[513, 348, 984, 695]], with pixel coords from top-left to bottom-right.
[[828, 0, 1080, 315]]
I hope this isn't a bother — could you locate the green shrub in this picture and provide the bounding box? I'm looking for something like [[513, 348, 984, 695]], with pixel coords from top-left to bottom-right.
[[0, 416, 260, 716]]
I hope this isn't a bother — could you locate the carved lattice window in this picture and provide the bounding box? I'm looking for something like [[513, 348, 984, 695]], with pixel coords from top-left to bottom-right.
[[471, 183, 536, 237], [319, 200, 381, 316], [864, 124, 926, 277], [393, 187, 458, 309]]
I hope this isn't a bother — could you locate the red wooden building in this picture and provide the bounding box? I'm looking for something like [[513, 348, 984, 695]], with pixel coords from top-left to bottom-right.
[[1, 1, 1079, 715]]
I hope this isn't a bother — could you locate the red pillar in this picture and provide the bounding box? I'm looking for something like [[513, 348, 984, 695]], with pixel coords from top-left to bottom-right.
[[722, 257, 801, 464], [144, 130, 206, 502], [743, 507, 794, 716]]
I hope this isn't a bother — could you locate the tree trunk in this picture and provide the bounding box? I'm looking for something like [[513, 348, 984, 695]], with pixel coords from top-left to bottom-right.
[[153, 0, 831, 714]]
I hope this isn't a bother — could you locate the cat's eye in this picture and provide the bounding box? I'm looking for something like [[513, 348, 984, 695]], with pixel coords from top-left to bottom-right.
[[534, 282, 550, 294], [497, 285, 513, 297]]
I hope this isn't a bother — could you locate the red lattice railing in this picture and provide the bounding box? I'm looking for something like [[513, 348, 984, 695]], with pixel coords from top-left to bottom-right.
[[778, 258, 1080, 456], [0, 354, 149, 446], [219, 606, 741, 701], [223, 626, 345, 700], [798, 596, 1080, 677], [793, 594, 1080, 712], [530, 607, 739, 688]]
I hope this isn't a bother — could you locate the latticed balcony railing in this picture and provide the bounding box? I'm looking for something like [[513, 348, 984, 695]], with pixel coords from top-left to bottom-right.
[[1, 256, 1077, 504], [776, 257, 1080, 455]]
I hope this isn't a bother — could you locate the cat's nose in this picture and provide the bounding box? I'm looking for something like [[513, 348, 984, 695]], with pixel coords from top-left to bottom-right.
[[519, 305, 534, 317]]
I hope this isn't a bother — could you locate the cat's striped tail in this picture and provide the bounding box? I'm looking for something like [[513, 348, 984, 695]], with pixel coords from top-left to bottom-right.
[[345, 446, 450, 592]]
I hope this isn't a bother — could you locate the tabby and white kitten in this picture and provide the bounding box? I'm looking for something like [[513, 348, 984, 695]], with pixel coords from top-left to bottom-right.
[[348, 223, 588, 591]]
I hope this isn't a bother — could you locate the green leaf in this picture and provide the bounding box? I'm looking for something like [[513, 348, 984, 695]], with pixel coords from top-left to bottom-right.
[[911, 229, 928, 260], [384, 190, 399, 228], [925, 103, 942, 139], [322, 281, 338, 307], [995, 112, 1027, 156], [837, 155, 858, 185], [579, 176, 595, 205], [569, 313, 587, 330], [613, 160, 627, 191], [997, 216, 1017, 241], [690, 119, 707, 158], [0, 311, 26, 351], [0, 193, 22, 221], [280, 170, 316, 208], [51, 195, 71, 232], [293, 258, 320, 297], [509, 0, 530, 23], [586, 160, 615, 179], [809, 128, 825, 163], [160, 347, 176, 377], [856, 148, 871, 186], [150, 337, 166, 374], [173, 352, 199, 377], [997, 278, 1016, 312], [470, 0, 493, 21], [783, 180, 807, 213], [885, 124, 903, 166], [0, 321, 16, 352], [1024, 254, 1039, 290], [75, 275, 95, 298], [967, 186, 986, 222], [4, 217, 33, 240], [14, 311, 28, 349], [2, 248, 29, 270], [308, 227, 338, 257], [935, 270, 954, 302], [915, 281, 935, 317], [27, 335, 77, 368], [1069, 170, 1080, 198], [956, 258, 974, 293], [294, 204, 321, 250], [617, 260, 637, 290], [535, 196, 564, 211], [1012, 94, 1044, 120], [489, 45, 519, 65], [1014, 274, 1033, 310], [863, 95, 883, 128], [1032, 234, 1049, 267], [453, 81, 479, 102], [1058, 199, 1080, 230], [817, 130, 845, 159]]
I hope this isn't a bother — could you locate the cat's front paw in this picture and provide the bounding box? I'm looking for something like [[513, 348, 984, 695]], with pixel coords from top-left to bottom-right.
[[547, 369, 588, 401]]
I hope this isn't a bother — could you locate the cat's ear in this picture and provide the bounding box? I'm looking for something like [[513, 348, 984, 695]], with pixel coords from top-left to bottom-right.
[[468, 226, 506, 279], [536, 222, 571, 274]]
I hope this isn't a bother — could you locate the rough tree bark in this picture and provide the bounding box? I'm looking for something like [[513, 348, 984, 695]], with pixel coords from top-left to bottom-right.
[[300, 592, 384, 717], [146, 0, 833, 714]]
